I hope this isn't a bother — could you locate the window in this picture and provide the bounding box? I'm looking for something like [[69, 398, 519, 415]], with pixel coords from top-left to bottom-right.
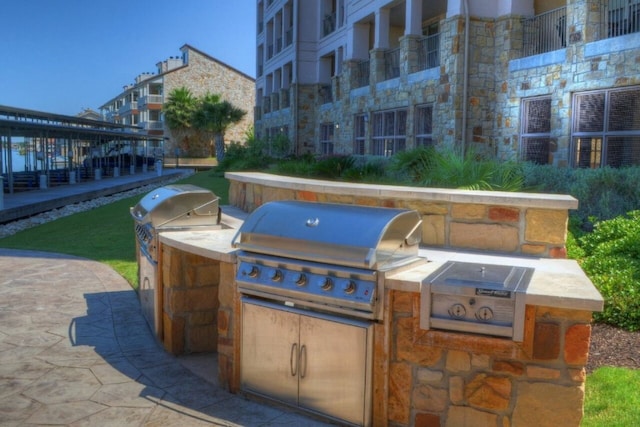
[[371, 109, 407, 156], [354, 114, 367, 154], [320, 123, 334, 155], [571, 86, 640, 168], [415, 104, 434, 147], [521, 97, 552, 164]]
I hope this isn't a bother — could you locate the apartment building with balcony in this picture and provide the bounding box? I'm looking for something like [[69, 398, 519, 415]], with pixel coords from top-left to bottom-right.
[[255, 0, 640, 168], [100, 44, 255, 154]]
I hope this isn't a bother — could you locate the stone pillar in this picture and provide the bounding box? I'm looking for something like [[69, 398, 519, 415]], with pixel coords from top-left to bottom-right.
[[39, 174, 47, 189], [401, 35, 423, 75], [95, 168, 102, 180], [113, 166, 120, 177], [69, 169, 76, 184], [0, 176, 4, 210], [370, 49, 386, 85]]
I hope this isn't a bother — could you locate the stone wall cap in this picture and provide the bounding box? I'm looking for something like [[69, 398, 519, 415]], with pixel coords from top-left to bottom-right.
[[225, 172, 579, 210]]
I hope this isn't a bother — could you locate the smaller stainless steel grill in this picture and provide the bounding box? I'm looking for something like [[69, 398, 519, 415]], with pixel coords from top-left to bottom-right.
[[130, 184, 220, 338], [420, 261, 534, 341], [131, 184, 221, 261]]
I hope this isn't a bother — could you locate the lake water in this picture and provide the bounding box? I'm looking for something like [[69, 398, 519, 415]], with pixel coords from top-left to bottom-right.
[[4, 149, 27, 172]]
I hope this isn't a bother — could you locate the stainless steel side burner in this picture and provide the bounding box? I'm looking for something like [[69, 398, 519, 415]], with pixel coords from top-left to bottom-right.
[[420, 261, 534, 341]]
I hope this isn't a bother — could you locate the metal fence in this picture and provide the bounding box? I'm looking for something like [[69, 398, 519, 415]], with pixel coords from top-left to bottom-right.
[[522, 7, 566, 57]]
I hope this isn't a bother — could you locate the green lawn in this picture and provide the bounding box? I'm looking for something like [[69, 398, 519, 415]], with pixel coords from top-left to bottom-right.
[[0, 170, 636, 425], [0, 170, 229, 287]]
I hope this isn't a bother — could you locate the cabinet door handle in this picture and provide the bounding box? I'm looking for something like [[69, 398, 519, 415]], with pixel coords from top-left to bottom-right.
[[290, 343, 298, 376], [299, 344, 307, 379]]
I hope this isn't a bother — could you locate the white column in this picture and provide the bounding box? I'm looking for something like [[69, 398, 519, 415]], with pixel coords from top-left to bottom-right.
[[406, 0, 423, 36], [374, 8, 390, 49]]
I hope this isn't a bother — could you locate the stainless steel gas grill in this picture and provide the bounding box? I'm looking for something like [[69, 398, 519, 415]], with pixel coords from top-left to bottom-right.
[[233, 200, 426, 427], [420, 261, 534, 341], [130, 184, 221, 338]]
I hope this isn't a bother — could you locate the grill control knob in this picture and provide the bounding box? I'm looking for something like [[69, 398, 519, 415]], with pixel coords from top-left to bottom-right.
[[476, 306, 494, 322], [448, 303, 467, 319], [268, 268, 283, 282], [293, 273, 307, 286], [341, 280, 357, 295], [319, 277, 333, 291]]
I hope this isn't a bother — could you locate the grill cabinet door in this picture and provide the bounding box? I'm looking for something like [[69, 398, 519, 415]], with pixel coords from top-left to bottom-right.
[[299, 314, 372, 426], [241, 300, 299, 405]]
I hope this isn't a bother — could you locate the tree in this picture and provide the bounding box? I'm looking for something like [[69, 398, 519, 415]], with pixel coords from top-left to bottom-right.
[[192, 93, 246, 161], [163, 87, 197, 154]]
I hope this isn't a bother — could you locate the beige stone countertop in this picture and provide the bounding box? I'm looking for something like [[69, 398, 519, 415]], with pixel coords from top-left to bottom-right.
[[386, 248, 604, 312], [158, 205, 247, 263]]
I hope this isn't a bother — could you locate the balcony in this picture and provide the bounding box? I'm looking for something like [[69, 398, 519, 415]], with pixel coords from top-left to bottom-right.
[[354, 60, 370, 89], [138, 95, 163, 108], [263, 97, 271, 114], [118, 101, 138, 115], [384, 48, 400, 80], [417, 33, 440, 70], [319, 84, 333, 104], [603, 0, 640, 39], [280, 88, 290, 109], [323, 12, 336, 37], [285, 27, 293, 46], [522, 7, 567, 57]]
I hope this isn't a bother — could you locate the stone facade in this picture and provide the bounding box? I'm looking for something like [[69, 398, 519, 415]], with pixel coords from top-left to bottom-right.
[[163, 45, 255, 149], [256, 1, 640, 166]]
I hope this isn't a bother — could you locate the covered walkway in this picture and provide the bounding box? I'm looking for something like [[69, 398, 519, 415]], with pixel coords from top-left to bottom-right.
[[0, 105, 164, 195]]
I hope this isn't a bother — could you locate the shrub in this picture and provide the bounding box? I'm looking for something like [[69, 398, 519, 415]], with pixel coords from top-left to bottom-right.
[[312, 155, 356, 179], [577, 211, 640, 331], [215, 131, 271, 173], [388, 146, 525, 191]]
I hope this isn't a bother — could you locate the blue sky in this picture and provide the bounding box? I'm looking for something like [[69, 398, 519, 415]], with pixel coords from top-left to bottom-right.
[[0, 0, 256, 116]]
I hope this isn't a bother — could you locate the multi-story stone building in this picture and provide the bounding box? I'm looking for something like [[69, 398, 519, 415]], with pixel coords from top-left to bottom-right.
[[100, 44, 255, 155], [255, 0, 640, 168]]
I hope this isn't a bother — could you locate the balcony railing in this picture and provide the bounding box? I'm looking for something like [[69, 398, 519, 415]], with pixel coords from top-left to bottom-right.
[[280, 88, 290, 108], [138, 95, 162, 107], [143, 121, 164, 130], [285, 27, 293, 46], [417, 33, 440, 70], [602, 0, 640, 39], [319, 84, 333, 104], [323, 12, 336, 37], [354, 60, 370, 88], [522, 7, 567, 57], [384, 48, 400, 80]]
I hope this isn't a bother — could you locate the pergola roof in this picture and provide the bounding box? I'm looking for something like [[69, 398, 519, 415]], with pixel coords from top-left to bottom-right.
[[0, 105, 161, 141]]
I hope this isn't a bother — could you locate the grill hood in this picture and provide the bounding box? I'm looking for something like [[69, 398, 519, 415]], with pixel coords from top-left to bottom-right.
[[130, 184, 220, 229], [232, 200, 423, 270]]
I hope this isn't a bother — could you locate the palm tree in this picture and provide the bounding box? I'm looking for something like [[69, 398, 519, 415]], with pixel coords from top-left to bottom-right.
[[192, 93, 246, 161], [163, 87, 197, 155]]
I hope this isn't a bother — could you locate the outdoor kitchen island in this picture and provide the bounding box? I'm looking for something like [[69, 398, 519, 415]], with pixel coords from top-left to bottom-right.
[[154, 174, 603, 427]]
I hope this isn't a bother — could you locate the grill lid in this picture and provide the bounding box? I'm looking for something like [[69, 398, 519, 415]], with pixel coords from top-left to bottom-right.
[[232, 200, 423, 270], [130, 184, 220, 229]]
